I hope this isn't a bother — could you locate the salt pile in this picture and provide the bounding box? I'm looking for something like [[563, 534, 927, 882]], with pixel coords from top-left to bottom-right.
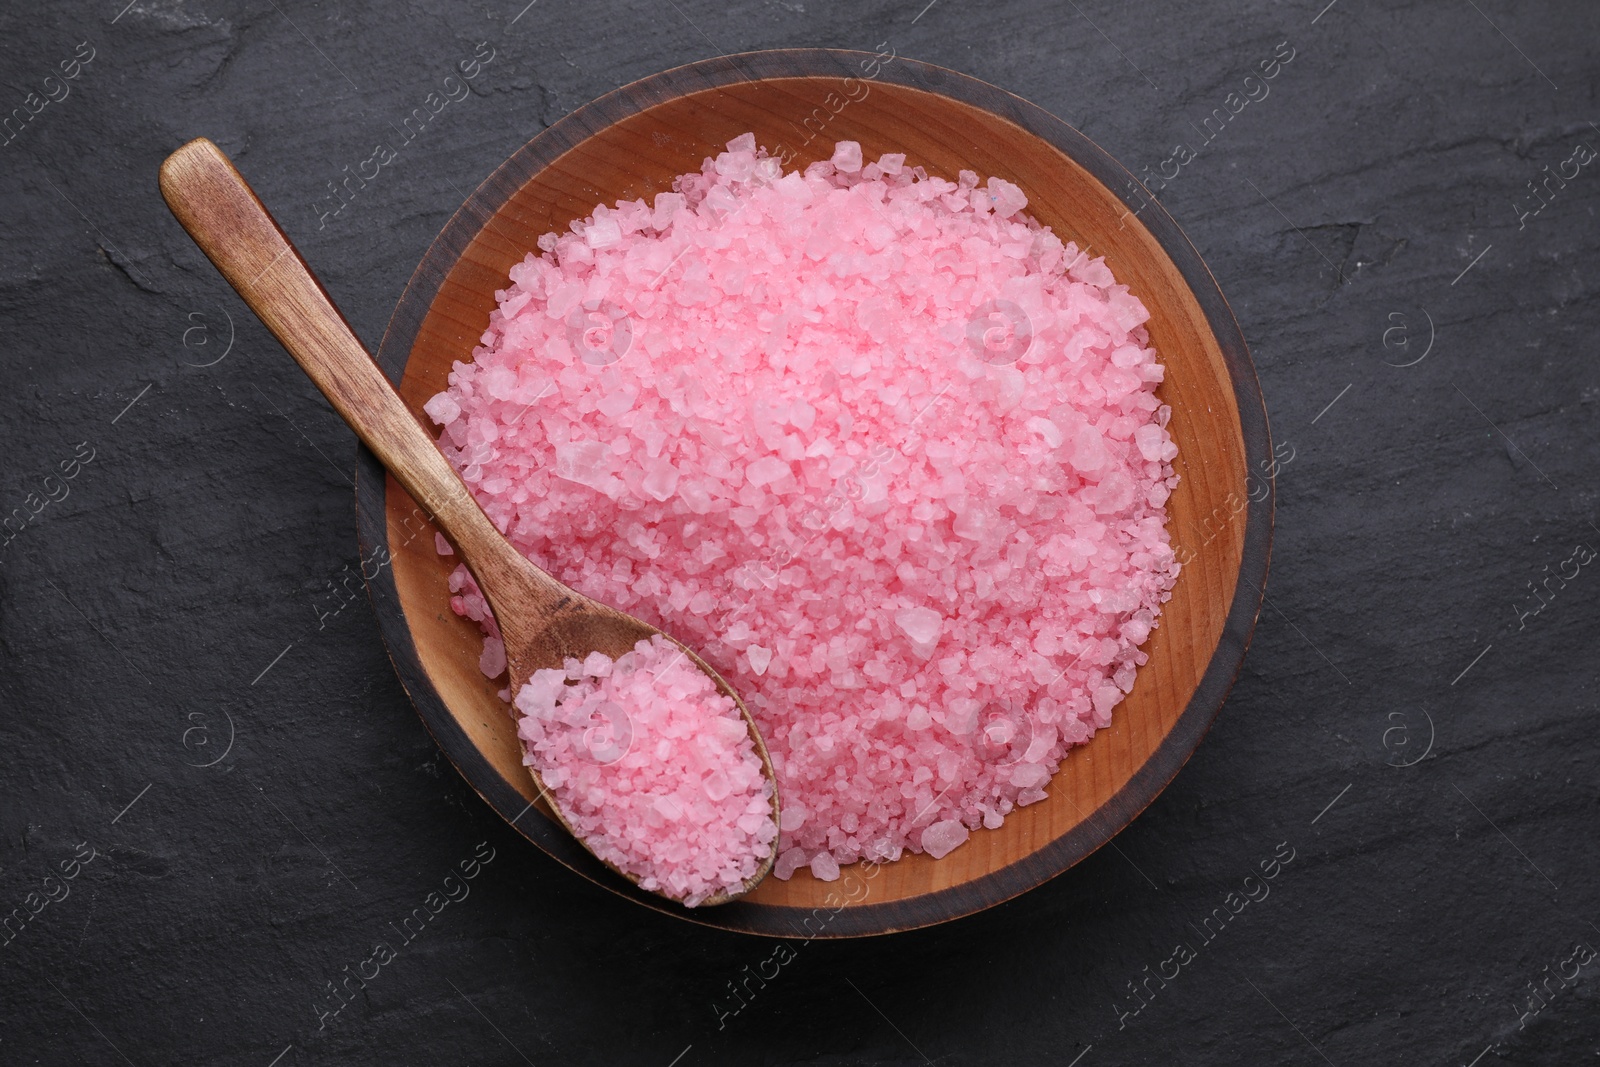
[[431, 134, 1179, 879], [513, 634, 775, 906]]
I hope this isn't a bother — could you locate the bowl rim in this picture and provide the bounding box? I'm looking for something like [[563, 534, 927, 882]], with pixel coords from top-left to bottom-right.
[[357, 47, 1273, 937]]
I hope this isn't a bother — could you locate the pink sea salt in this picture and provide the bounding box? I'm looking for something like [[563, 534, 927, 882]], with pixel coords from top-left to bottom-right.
[[432, 135, 1180, 881], [513, 634, 775, 906], [920, 819, 970, 860]]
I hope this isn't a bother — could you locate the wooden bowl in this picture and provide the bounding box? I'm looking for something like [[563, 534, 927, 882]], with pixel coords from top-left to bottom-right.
[[357, 49, 1272, 937]]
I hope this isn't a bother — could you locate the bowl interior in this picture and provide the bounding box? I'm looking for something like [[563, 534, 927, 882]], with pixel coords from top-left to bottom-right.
[[367, 54, 1261, 935]]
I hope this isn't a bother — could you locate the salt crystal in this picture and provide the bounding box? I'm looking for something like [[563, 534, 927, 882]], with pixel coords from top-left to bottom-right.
[[894, 606, 944, 646], [746, 455, 790, 487], [641, 457, 680, 502], [479, 637, 506, 678], [585, 216, 622, 249], [1134, 423, 1164, 462], [775, 847, 808, 879], [920, 819, 970, 859], [1093, 471, 1137, 514], [423, 393, 460, 426], [1107, 289, 1150, 332], [1092, 684, 1121, 724], [985, 177, 1028, 219], [554, 440, 611, 488], [1010, 763, 1049, 789], [830, 141, 863, 174], [945, 697, 982, 736], [1070, 425, 1109, 473], [659, 795, 688, 822], [1026, 415, 1064, 448], [809, 852, 841, 881]]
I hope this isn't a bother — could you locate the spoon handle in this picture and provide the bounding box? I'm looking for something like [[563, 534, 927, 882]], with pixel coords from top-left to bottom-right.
[[159, 137, 533, 586]]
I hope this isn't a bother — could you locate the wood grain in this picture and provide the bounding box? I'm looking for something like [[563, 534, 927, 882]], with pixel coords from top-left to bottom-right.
[[357, 49, 1273, 936]]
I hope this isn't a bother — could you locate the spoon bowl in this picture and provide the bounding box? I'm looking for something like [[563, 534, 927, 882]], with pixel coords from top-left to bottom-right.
[[158, 137, 780, 906]]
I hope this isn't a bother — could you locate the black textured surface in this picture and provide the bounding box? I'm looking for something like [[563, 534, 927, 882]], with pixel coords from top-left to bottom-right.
[[1, 2, 1596, 1065]]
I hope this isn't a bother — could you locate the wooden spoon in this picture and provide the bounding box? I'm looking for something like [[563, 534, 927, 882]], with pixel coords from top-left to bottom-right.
[[159, 137, 780, 905]]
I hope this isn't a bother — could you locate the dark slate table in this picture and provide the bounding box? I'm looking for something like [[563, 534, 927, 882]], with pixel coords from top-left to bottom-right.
[[2, 2, 1595, 1064]]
